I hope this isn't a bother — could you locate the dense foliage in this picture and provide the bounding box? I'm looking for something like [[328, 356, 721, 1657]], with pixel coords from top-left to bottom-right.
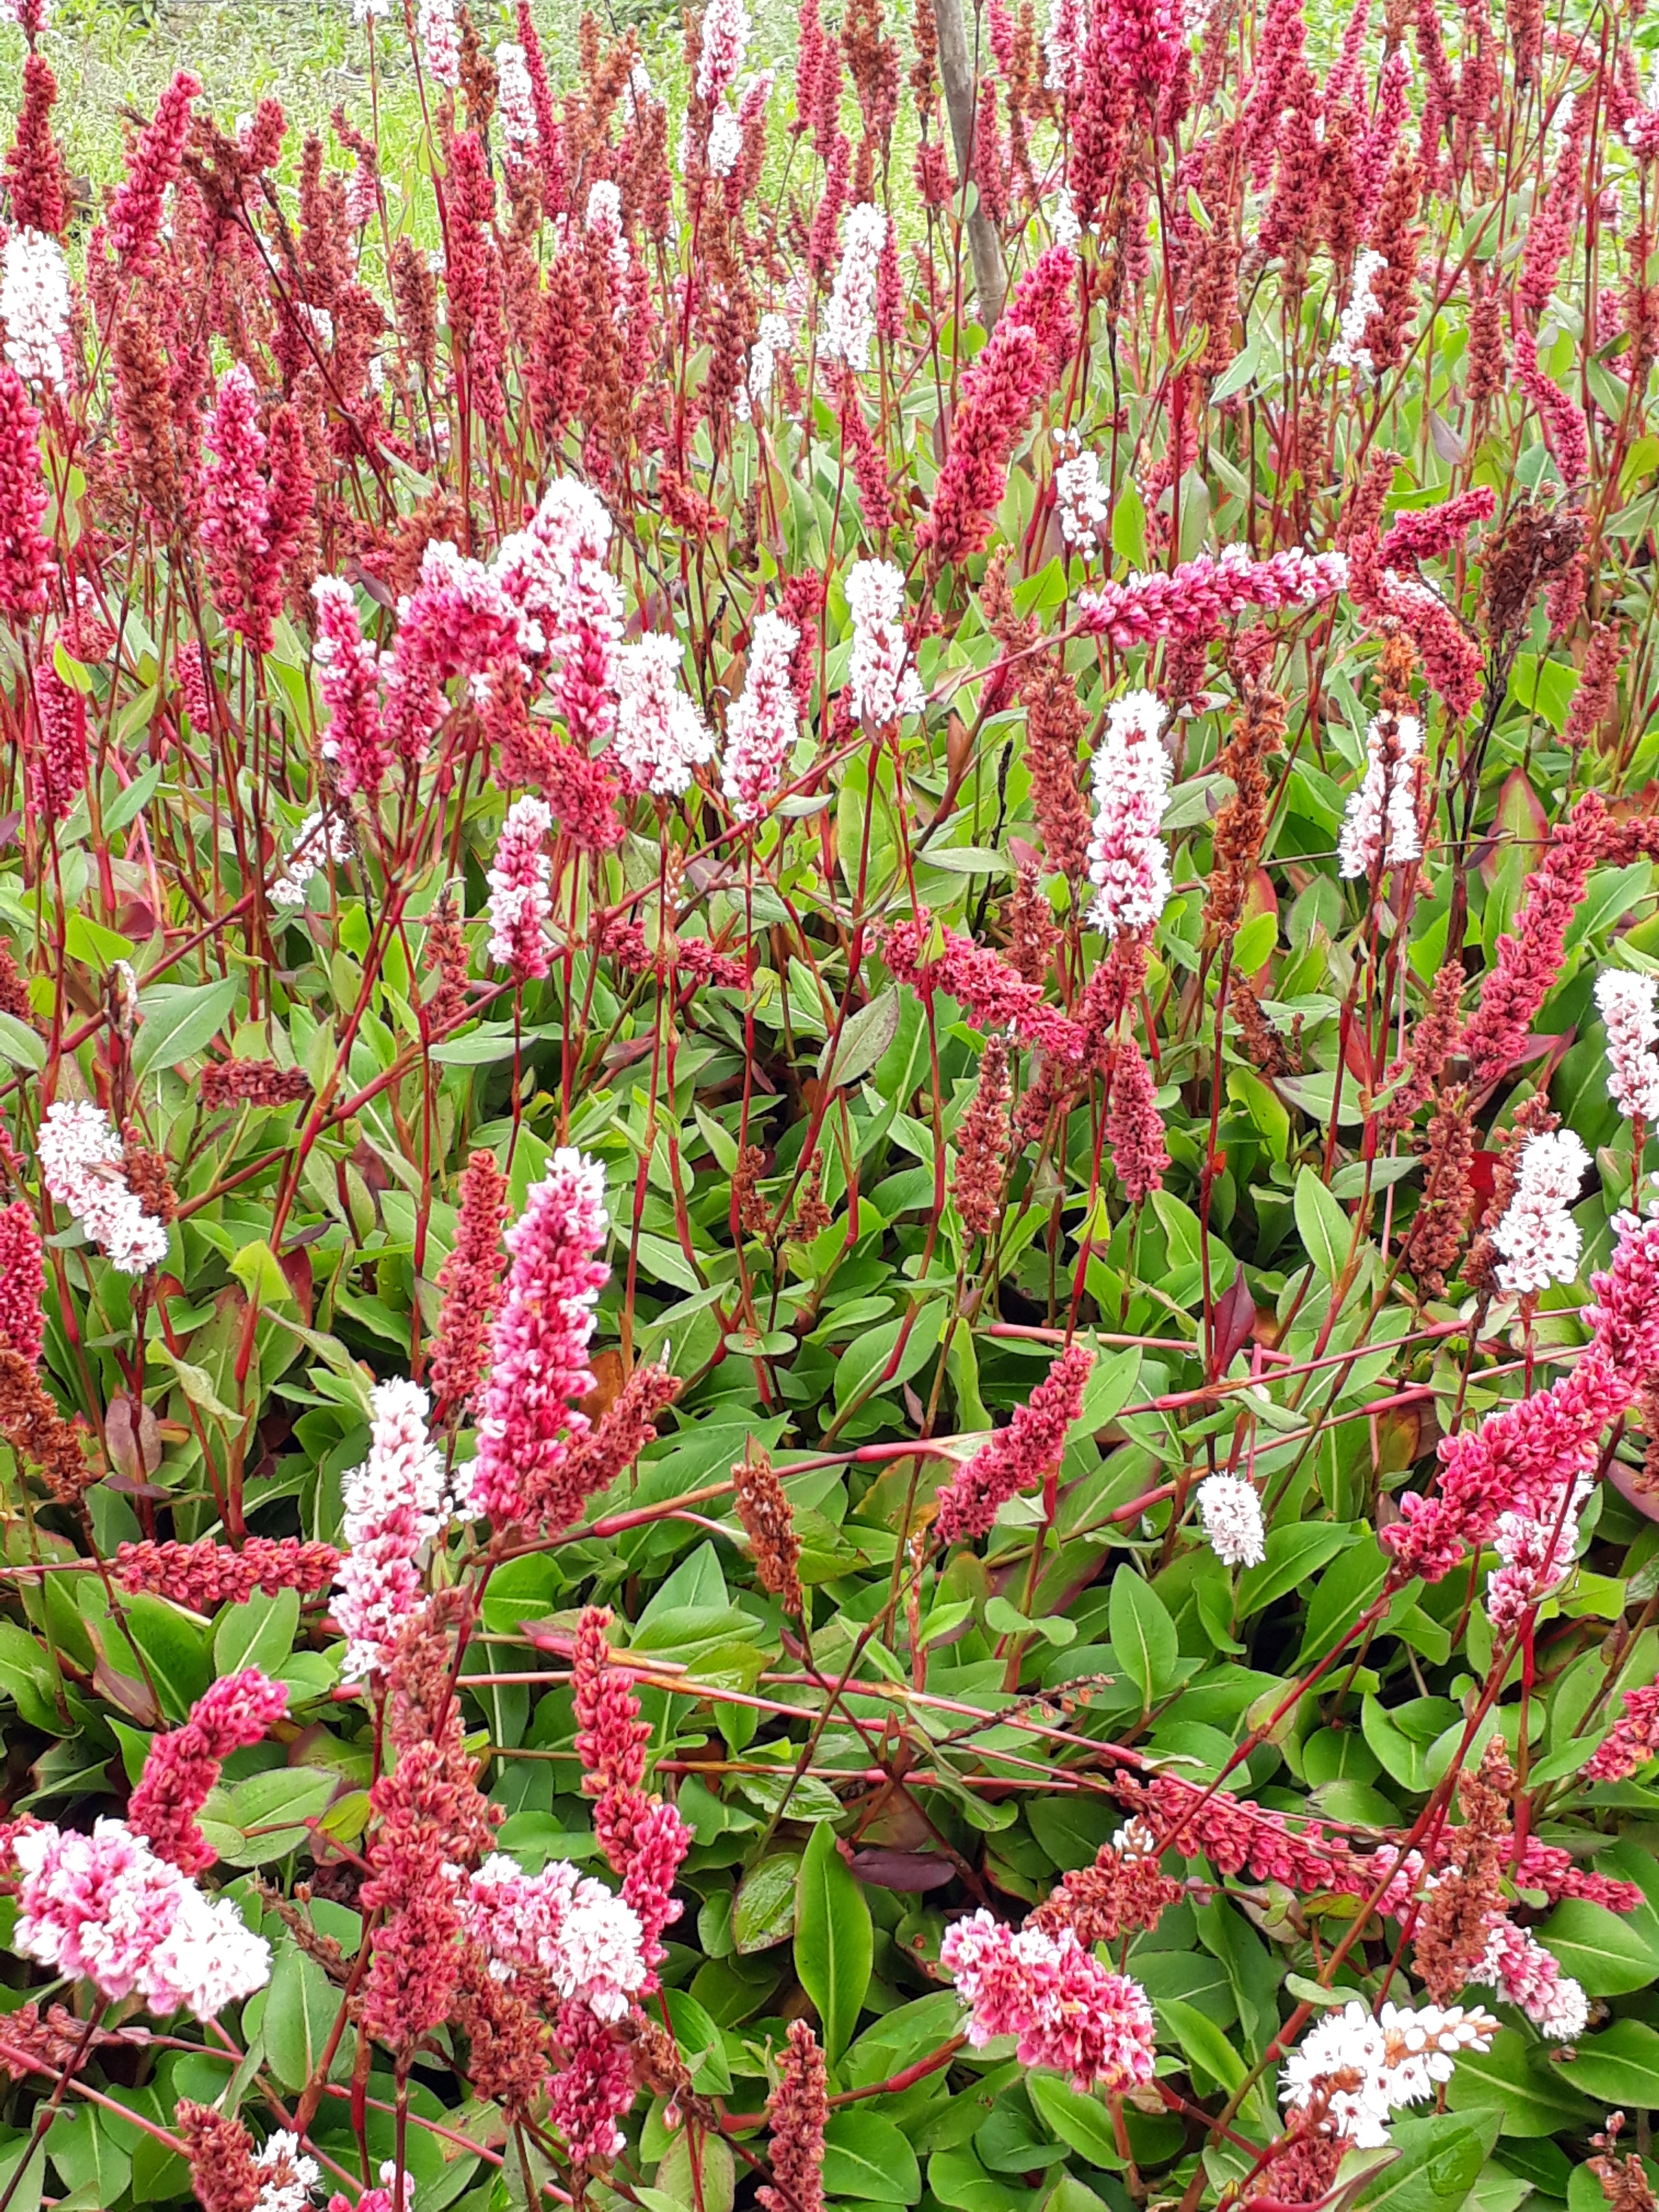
[[6, 0, 1659, 2210]]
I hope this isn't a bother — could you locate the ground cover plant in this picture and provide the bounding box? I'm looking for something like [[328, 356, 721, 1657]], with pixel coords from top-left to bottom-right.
[[8, 0, 1659, 2208]]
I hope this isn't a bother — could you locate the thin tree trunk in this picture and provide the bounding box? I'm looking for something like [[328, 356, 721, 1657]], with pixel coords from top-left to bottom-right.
[[932, 0, 1007, 330]]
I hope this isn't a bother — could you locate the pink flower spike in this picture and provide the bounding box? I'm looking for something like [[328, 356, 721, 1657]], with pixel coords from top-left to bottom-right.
[[723, 610, 801, 822], [0, 1198, 45, 1363], [469, 1151, 609, 1528], [128, 1669, 289, 1874], [941, 1909, 1156, 2090], [312, 576, 389, 799], [487, 795, 554, 983], [107, 71, 199, 276], [935, 1341, 1094, 1543], [11, 1815, 270, 2019]]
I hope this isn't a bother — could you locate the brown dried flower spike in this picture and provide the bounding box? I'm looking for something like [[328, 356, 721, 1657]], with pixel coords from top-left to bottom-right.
[[733, 1439, 803, 1615]]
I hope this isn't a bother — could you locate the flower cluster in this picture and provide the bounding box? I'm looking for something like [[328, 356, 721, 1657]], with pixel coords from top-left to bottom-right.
[[469, 1152, 609, 1527], [1493, 1129, 1590, 1296], [128, 1668, 289, 1873], [1337, 709, 1424, 880], [458, 1854, 648, 2019], [1087, 690, 1173, 936], [1197, 1473, 1267, 1567], [36, 1100, 169, 1274], [331, 1379, 449, 1683], [941, 1909, 1156, 2089], [11, 1817, 271, 2019], [1596, 969, 1659, 1122], [1280, 2001, 1497, 2148], [934, 1342, 1094, 1543]]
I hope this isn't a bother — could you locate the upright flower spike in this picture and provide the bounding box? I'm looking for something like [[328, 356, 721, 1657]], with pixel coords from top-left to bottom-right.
[[0, 360, 51, 622], [311, 576, 388, 798], [330, 1378, 446, 1683], [1493, 1129, 1589, 1296], [820, 203, 886, 371], [429, 1149, 509, 1421], [722, 610, 800, 820], [0, 1200, 44, 1363], [1337, 708, 1424, 880], [1596, 969, 1659, 1122], [1, 230, 71, 394], [611, 635, 714, 798], [846, 559, 924, 726], [760, 2021, 828, 2212], [469, 1152, 609, 1528], [1087, 690, 1172, 936], [106, 70, 200, 277], [934, 1341, 1094, 1543], [201, 365, 276, 656], [485, 796, 554, 983]]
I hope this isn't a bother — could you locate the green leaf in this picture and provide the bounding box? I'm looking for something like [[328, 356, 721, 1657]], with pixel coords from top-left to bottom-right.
[[1556, 2016, 1659, 2108], [823, 2111, 922, 2204], [0, 1012, 44, 1073], [258, 1933, 346, 2092], [0, 2138, 43, 2212], [222, 1766, 339, 1854], [1294, 1165, 1351, 1281], [1026, 2073, 1123, 2169], [1356, 2112, 1497, 2212], [131, 977, 242, 1078], [214, 1587, 301, 1681], [124, 1596, 209, 1722], [732, 1850, 801, 1952], [1240, 1523, 1355, 1619], [1108, 1569, 1178, 1709], [1159, 1995, 1246, 2092], [46, 2109, 126, 2207], [103, 761, 163, 834], [662, 1987, 733, 2093], [654, 2132, 735, 2212], [984, 1596, 1076, 1646], [1233, 910, 1277, 972], [51, 640, 92, 694], [1537, 1897, 1659, 1995], [1111, 482, 1148, 570], [795, 1820, 872, 2066], [148, 1342, 241, 1426], [1446, 2027, 1592, 2136], [230, 1238, 297, 1312], [820, 988, 901, 1089]]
